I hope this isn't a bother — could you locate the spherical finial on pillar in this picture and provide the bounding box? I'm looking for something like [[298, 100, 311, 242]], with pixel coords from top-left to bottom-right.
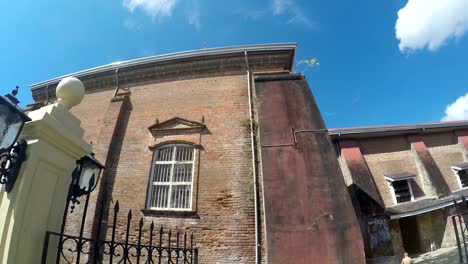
[[56, 77, 85, 109]]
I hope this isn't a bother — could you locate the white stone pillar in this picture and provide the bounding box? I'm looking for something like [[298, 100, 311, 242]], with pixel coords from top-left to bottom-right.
[[0, 77, 91, 263]]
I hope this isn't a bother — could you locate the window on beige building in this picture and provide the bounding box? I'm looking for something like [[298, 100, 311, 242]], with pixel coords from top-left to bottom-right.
[[385, 172, 415, 204], [452, 162, 468, 189], [147, 144, 195, 211], [391, 180, 413, 203]]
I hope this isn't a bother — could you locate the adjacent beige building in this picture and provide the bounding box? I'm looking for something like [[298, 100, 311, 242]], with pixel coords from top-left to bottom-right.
[[330, 122, 468, 261]]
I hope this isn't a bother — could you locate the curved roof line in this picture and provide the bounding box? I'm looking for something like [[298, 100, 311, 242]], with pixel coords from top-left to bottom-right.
[[30, 43, 297, 90]]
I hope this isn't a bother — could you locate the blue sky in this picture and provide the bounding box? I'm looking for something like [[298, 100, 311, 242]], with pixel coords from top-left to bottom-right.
[[1, 0, 468, 128]]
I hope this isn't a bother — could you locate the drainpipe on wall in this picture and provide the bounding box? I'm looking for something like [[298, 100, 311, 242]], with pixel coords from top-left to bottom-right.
[[112, 68, 120, 98], [245, 51, 260, 264]]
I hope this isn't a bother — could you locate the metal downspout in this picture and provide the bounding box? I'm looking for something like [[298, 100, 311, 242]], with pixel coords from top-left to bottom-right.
[[112, 68, 120, 98], [245, 51, 260, 264]]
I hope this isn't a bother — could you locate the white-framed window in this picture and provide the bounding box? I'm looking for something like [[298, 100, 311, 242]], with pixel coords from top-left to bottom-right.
[[385, 174, 415, 205], [390, 180, 414, 204], [452, 164, 468, 189], [147, 144, 195, 211]]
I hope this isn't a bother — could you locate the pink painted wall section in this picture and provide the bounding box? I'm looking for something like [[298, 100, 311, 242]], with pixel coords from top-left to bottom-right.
[[339, 140, 384, 206], [407, 135, 452, 195]]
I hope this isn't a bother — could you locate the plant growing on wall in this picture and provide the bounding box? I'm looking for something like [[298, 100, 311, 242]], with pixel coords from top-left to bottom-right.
[[295, 57, 319, 74]]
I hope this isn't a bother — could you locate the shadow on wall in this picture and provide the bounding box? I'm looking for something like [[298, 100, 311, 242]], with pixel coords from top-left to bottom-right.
[[91, 96, 133, 240], [410, 181, 425, 199]]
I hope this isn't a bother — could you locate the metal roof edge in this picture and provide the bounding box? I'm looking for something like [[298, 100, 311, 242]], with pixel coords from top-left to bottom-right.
[[384, 175, 415, 182], [329, 121, 468, 137], [452, 163, 468, 170], [389, 198, 453, 220], [30, 43, 297, 90], [388, 195, 463, 220]]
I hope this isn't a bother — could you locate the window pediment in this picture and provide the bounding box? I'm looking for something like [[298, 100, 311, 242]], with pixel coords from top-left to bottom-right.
[[148, 117, 206, 137]]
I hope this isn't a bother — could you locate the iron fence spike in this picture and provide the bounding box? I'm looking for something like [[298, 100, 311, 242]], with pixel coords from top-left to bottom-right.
[[48, 200, 196, 263]]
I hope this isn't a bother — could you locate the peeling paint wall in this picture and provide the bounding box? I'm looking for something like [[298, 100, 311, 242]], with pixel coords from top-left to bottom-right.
[[255, 74, 365, 264]]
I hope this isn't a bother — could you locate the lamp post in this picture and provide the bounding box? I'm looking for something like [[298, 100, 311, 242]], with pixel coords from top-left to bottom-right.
[[0, 87, 31, 192], [69, 153, 105, 208], [56, 152, 105, 263]]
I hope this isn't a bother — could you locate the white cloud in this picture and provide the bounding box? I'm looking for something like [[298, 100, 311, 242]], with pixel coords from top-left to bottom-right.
[[272, 0, 293, 15], [233, 9, 266, 21], [441, 94, 468, 121], [188, 1, 201, 30], [123, 0, 177, 19], [271, 0, 313, 28], [123, 19, 141, 30], [396, 0, 468, 52], [287, 7, 313, 28]]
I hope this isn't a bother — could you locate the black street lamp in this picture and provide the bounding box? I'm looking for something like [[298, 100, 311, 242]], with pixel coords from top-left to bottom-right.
[[57, 152, 105, 262], [69, 153, 105, 208], [0, 87, 31, 192]]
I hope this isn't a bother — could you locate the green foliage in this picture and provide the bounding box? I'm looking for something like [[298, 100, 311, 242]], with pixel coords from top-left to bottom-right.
[[297, 57, 319, 67], [295, 57, 320, 74], [240, 119, 257, 134]]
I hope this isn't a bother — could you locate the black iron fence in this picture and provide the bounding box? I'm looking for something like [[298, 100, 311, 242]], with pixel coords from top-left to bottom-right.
[[451, 197, 468, 264], [41, 169, 198, 264], [42, 199, 198, 264]]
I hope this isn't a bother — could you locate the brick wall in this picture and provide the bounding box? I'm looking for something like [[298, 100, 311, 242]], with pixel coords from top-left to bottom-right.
[[67, 75, 257, 263]]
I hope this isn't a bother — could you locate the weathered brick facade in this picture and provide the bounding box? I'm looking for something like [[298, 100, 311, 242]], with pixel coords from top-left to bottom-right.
[[66, 74, 259, 263], [30, 45, 296, 263], [30, 44, 365, 263]]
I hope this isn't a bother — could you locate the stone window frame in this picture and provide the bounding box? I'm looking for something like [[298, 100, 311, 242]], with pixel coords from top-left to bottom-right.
[[144, 141, 202, 214], [143, 117, 206, 216], [451, 164, 468, 190], [385, 176, 415, 205]]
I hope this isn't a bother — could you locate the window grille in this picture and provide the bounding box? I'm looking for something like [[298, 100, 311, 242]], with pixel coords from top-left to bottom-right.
[[392, 180, 412, 203], [148, 144, 194, 210]]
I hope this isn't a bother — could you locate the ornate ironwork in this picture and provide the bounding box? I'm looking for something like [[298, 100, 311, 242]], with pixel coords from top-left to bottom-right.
[[5, 86, 20, 105], [42, 151, 197, 263], [42, 194, 198, 264], [0, 139, 27, 192]]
